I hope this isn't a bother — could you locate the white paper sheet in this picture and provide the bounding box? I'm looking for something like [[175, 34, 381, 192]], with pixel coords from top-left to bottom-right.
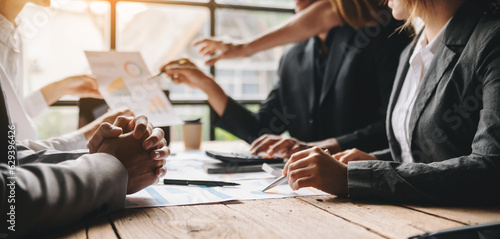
[[85, 51, 182, 127], [125, 151, 328, 208]]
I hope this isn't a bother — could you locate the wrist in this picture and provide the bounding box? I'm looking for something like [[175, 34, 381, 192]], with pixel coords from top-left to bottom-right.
[[310, 138, 342, 154], [239, 43, 253, 58], [327, 138, 342, 153], [340, 163, 349, 196], [202, 80, 228, 116], [199, 77, 221, 95], [40, 80, 65, 105], [53, 78, 71, 96], [206, 85, 228, 105]]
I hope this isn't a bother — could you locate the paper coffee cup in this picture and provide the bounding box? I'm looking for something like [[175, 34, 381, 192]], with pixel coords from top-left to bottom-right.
[[182, 119, 202, 150]]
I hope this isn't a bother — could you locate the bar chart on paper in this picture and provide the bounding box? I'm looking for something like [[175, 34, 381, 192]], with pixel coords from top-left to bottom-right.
[[85, 51, 182, 126], [125, 180, 326, 208], [125, 151, 327, 208]]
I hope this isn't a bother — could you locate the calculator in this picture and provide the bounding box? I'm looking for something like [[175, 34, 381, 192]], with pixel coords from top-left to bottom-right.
[[205, 151, 285, 164]]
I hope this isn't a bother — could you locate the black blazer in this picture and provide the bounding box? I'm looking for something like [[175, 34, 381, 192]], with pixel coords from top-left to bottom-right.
[[215, 19, 410, 152], [0, 73, 14, 164], [349, 1, 500, 204]]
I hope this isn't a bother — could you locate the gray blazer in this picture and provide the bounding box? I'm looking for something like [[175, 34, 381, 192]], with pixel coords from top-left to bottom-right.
[[0, 75, 128, 237], [347, 1, 500, 204]]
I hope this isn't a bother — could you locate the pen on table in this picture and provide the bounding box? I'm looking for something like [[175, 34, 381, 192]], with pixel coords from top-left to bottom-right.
[[261, 175, 287, 192], [163, 179, 240, 187]]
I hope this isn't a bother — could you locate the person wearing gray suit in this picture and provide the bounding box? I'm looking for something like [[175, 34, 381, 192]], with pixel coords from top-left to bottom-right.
[[282, 0, 500, 205], [0, 63, 170, 237]]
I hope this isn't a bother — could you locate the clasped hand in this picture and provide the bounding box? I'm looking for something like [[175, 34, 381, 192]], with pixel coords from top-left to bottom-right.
[[88, 115, 169, 194]]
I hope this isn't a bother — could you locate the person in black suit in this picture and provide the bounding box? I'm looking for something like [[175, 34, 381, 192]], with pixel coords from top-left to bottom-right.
[[162, 0, 411, 157], [282, 0, 500, 205]]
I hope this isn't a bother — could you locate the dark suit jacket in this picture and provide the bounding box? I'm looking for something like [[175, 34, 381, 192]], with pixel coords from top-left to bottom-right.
[[349, 1, 500, 204], [0, 72, 12, 165], [215, 19, 410, 152]]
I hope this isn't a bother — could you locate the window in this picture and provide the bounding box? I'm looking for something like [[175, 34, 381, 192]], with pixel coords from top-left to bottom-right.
[[216, 0, 294, 8], [22, 0, 293, 140], [116, 2, 211, 101], [22, 1, 110, 94]]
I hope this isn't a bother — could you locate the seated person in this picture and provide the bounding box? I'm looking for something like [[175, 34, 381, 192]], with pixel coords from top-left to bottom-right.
[[282, 0, 500, 205], [162, 0, 411, 157], [0, 0, 130, 150], [0, 72, 169, 237]]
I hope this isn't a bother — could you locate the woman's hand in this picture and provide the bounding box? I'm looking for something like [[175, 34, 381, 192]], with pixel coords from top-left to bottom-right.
[[283, 147, 348, 196], [250, 135, 344, 158], [40, 75, 102, 106], [192, 0, 343, 67], [61, 75, 102, 99], [193, 39, 248, 66], [250, 134, 309, 158], [160, 59, 215, 90], [332, 148, 378, 165], [160, 59, 229, 116]]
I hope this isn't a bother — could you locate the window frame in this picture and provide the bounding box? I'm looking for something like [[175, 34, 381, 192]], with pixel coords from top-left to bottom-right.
[[53, 0, 294, 140]]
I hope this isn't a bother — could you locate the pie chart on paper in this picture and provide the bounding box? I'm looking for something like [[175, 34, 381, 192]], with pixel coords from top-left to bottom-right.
[[106, 77, 131, 96], [124, 61, 143, 78]]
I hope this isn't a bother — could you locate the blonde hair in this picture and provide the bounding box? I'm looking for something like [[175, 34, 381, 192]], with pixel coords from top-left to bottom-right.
[[398, 0, 500, 27], [397, 0, 439, 27], [328, 0, 390, 28]]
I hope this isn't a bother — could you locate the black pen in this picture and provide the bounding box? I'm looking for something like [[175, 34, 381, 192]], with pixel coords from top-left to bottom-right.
[[163, 179, 240, 187]]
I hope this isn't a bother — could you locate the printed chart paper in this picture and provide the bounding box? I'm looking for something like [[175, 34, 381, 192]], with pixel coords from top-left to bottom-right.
[[85, 51, 182, 127], [125, 151, 328, 208]]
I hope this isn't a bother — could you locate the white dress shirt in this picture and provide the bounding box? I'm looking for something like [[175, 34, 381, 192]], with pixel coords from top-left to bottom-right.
[[391, 21, 450, 163], [0, 14, 87, 150]]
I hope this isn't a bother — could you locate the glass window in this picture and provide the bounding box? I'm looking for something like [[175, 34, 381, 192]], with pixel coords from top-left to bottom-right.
[[34, 106, 79, 139], [151, 0, 209, 2], [214, 9, 292, 100], [21, 1, 109, 139], [20, 0, 293, 140], [22, 1, 110, 95], [216, 0, 294, 9], [170, 105, 211, 141], [116, 2, 210, 100]]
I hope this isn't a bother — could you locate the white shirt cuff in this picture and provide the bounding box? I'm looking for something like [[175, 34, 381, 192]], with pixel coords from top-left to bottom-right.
[[24, 90, 49, 118], [54, 130, 88, 151]]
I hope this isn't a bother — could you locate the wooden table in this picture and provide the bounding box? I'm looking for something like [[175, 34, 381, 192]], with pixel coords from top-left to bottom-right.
[[45, 141, 500, 239]]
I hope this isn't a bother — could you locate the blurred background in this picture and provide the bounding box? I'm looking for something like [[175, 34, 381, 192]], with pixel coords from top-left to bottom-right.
[[20, 0, 294, 142]]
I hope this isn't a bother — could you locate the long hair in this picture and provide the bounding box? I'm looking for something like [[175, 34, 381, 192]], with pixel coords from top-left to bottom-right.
[[398, 0, 500, 27], [328, 0, 390, 28]]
